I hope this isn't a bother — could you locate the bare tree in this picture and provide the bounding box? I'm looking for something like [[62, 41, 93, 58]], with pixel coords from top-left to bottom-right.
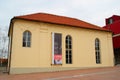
[[0, 27, 8, 66]]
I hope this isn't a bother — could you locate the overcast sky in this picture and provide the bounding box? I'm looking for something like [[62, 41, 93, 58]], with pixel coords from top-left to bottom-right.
[[0, 0, 119, 29]]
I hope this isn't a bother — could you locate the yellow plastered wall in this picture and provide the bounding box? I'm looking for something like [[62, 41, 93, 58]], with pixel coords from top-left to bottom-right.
[[10, 19, 114, 74]]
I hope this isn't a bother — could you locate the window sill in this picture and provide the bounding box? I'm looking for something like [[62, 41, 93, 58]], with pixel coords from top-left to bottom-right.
[[51, 64, 62, 66]]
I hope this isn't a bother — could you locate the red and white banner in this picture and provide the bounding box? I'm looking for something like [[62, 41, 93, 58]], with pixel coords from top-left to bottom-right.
[[52, 33, 62, 64]]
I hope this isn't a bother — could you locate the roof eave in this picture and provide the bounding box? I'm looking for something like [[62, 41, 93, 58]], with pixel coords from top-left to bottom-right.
[[13, 17, 110, 32], [8, 18, 14, 37]]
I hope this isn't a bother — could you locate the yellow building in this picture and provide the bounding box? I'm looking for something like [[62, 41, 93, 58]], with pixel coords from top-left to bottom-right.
[[8, 13, 114, 74]]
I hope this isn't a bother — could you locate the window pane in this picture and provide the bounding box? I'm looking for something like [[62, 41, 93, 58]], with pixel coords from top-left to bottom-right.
[[69, 45, 72, 49], [23, 42, 26, 47], [66, 45, 69, 49], [66, 59, 68, 64], [96, 56, 98, 59], [27, 42, 31, 47], [98, 55, 100, 60], [66, 54, 68, 58], [23, 32, 27, 41], [28, 32, 31, 36], [66, 40, 68, 44], [69, 36, 71, 40], [98, 60, 101, 63], [28, 36, 31, 41], [96, 47, 99, 50], [66, 50, 68, 54], [96, 60, 100, 64], [69, 40, 71, 44], [69, 50, 72, 54], [96, 60, 98, 63], [23, 37, 26, 42], [69, 59, 72, 64], [23, 32, 27, 37], [69, 54, 72, 58]]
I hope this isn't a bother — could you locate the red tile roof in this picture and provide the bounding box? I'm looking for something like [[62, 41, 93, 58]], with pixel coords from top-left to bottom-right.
[[14, 13, 109, 31]]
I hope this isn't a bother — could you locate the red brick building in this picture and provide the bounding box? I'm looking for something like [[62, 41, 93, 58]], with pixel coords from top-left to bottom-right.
[[0, 58, 8, 66], [104, 15, 120, 64]]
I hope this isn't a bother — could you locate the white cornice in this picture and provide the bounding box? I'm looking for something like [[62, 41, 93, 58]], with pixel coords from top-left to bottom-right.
[[113, 33, 120, 37]]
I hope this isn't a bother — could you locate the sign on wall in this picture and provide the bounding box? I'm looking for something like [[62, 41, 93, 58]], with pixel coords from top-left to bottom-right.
[[52, 33, 62, 65]]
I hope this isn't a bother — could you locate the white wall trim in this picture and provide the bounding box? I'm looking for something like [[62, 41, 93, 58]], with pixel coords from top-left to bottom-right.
[[113, 33, 120, 37]]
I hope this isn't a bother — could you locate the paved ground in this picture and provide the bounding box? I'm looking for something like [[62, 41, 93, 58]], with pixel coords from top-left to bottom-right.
[[0, 67, 7, 74], [0, 66, 120, 80]]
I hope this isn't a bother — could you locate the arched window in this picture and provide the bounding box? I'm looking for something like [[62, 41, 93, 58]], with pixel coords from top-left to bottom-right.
[[66, 35, 72, 64], [23, 31, 31, 47], [95, 38, 101, 64]]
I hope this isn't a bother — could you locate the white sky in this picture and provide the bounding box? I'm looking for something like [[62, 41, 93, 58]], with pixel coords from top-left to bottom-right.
[[0, 0, 120, 28]]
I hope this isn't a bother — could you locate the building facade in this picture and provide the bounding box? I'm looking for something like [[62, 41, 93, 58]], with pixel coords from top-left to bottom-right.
[[104, 15, 120, 64], [8, 13, 114, 74]]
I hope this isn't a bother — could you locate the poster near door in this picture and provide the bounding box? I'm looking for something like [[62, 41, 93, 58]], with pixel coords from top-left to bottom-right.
[[52, 33, 62, 65]]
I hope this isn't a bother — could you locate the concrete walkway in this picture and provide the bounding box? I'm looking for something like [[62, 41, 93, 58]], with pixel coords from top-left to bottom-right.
[[0, 66, 120, 80]]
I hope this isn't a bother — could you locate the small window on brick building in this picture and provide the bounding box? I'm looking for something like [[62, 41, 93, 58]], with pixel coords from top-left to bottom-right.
[[108, 18, 113, 24]]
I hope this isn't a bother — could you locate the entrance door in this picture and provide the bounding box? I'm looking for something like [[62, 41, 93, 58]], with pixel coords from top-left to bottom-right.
[[114, 48, 120, 65]]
